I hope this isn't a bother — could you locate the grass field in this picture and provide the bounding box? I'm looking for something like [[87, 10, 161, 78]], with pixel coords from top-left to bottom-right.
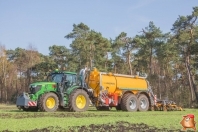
[[0, 104, 197, 132]]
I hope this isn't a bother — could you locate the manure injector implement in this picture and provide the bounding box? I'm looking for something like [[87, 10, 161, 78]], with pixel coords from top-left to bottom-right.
[[153, 99, 183, 111], [16, 68, 182, 112]]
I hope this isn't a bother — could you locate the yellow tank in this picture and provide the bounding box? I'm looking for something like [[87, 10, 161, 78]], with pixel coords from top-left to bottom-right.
[[87, 67, 149, 97], [87, 68, 150, 112]]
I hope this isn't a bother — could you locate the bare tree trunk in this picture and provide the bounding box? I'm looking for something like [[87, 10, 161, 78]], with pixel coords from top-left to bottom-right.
[[185, 56, 198, 103], [188, 29, 198, 103], [2, 53, 7, 102], [0, 84, 3, 103], [105, 52, 108, 70], [149, 44, 153, 75], [191, 76, 198, 103], [127, 52, 132, 75], [185, 56, 194, 102], [158, 75, 161, 99], [89, 44, 93, 68], [114, 64, 117, 73], [90, 56, 92, 69]]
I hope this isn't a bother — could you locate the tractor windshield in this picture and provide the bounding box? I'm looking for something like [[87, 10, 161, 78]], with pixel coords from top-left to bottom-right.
[[49, 73, 64, 83], [47, 73, 77, 84]]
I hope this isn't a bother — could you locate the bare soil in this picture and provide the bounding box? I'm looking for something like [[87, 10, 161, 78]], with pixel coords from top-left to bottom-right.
[[2, 121, 193, 132]]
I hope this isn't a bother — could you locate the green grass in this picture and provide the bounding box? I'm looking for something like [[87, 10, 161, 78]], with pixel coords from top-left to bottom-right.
[[0, 104, 198, 131]]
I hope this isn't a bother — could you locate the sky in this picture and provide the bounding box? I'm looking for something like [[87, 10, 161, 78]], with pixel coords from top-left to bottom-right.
[[0, 1, 197, 55]]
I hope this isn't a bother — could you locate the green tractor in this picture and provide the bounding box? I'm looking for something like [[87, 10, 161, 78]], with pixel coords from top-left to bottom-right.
[[16, 69, 90, 112]]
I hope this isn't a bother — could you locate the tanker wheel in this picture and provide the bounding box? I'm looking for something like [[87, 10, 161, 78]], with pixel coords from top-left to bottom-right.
[[138, 94, 149, 111], [121, 93, 138, 112], [69, 89, 89, 112], [115, 104, 122, 111], [38, 93, 59, 112]]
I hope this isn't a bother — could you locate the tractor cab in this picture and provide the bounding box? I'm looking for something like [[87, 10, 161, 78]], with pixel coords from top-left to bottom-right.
[[46, 70, 79, 96], [47, 70, 78, 89]]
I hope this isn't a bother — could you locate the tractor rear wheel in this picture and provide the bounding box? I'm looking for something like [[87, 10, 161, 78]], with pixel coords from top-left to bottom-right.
[[121, 93, 138, 112], [138, 94, 149, 111], [69, 89, 89, 112], [38, 93, 59, 112]]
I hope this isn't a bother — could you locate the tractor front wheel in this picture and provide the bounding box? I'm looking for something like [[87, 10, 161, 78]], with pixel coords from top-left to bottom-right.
[[69, 89, 89, 112], [38, 93, 59, 112]]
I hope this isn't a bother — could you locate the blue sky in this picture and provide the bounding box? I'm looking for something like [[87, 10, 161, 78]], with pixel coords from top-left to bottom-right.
[[0, 1, 197, 55]]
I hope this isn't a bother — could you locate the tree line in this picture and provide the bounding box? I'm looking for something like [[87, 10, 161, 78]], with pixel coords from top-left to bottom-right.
[[0, 7, 198, 107]]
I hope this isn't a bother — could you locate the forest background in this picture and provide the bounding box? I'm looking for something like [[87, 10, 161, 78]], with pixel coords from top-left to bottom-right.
[[0, 6, 198, 108]]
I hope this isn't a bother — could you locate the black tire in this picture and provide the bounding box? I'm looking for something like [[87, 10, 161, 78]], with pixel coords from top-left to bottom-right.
[[138, 94, 149, 111], [38, 93, 59, 112], [121, 93, 138, 112], [115, 104, 122, 111], [69, 89, 89, 112]]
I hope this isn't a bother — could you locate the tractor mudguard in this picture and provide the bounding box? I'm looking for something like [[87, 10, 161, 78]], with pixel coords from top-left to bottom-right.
[[65, 85, 81, 95], [16, 92, 37, 107]]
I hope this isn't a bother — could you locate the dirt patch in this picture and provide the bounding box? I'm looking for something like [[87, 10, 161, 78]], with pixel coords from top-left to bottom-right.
[[2, 121, 193, 132], [0, 112, 108, 119]]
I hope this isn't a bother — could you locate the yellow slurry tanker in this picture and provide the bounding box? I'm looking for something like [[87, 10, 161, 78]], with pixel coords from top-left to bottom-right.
[[86, 68, 154, 111], [16, 67, 182, 112]]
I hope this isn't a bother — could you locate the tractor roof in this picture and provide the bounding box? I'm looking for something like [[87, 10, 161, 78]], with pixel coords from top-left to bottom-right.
[[50, 71, 77, 75]]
